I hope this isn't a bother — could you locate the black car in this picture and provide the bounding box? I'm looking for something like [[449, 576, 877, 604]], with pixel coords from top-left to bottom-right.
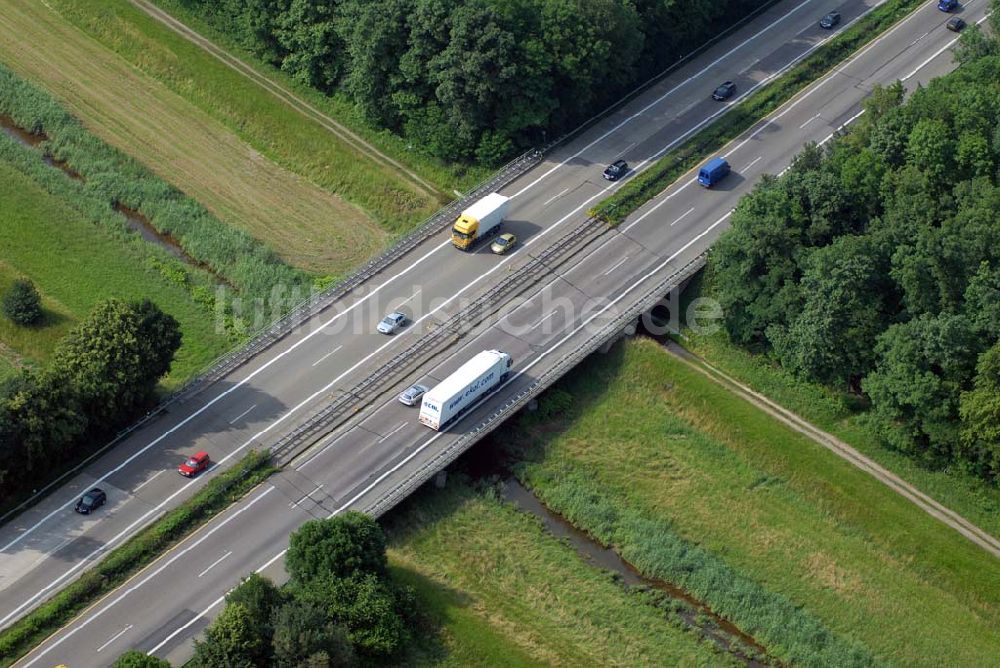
[[712, 81, 736, 101], [946, 16, 966, 31], [819, 11, 841, 28], [603, 160, 629, 181], [75, 488, 107, 514]]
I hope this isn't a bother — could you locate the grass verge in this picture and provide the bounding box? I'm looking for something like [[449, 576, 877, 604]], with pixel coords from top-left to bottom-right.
[[500, 338, 999, 667], [384, 480, 731, 667], [591, 0, 924, 225], [0, 138, 229, 387], [0, 450, 275, 668]]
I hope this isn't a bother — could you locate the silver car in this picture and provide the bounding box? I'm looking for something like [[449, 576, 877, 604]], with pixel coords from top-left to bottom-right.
[[398, 384, 429, 406], [377, 311, 407, 334]]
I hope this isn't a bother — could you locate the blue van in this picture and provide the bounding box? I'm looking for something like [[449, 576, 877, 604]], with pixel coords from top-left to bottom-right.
[[698, 157, 730, 187]]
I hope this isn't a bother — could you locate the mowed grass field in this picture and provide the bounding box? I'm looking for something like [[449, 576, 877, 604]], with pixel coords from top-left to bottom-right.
[[502, 338, 1000, 667], [0, 158, 228, 388], [0, 0, 433, 277], [385, 483, 729, 667]]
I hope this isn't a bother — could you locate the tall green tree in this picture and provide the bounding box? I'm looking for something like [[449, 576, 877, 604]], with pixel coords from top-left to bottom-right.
[[863, 314, 982, 462], [51, 299, 181, 429], [959, 343, 1000, 480], [2, 278, 42, 326], [112, 650, 171, 668], [336, 0, 410, 126], [274, 0, 346, 91], [711, 175, 806, 346], [769, 236, 891, 389], [286, 512, 387, 584], [294, 573, 413, 659], [271, 598, 355, 667], [224, 573, 286, 664], [192, 603, 263, 668]]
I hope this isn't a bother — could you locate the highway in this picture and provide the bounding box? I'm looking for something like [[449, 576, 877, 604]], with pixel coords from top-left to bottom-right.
[[5, 0, 992, 663]]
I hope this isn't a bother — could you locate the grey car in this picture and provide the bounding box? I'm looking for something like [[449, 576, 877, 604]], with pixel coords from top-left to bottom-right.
[[712, 81, 736, 101], [819, 10, 841, 28], [377, 311, 407, 334], [398, 384, 429, 406]]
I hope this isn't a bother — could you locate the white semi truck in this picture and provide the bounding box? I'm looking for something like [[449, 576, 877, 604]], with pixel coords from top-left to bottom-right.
[[451, 193, 510, 250], [418, 350, 513, 430]]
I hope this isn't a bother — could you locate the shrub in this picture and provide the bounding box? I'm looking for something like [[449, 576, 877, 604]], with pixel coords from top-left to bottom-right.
[[112, 650, 170, 667], [2, 279, 42, 325]]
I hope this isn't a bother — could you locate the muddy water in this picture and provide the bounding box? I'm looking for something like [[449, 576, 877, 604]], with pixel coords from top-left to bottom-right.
[[502, 478, 775, 666], [0, 115, 46, 147], [115, 203, 197, 264], [0, 115, 207, 269]]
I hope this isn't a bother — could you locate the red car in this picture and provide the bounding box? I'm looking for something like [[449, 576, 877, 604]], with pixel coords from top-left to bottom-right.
[[178, 451, 210, 477]]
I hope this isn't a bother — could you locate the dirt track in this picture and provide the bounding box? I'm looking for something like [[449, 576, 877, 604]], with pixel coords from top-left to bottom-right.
[[663, 339, 1000, 558]]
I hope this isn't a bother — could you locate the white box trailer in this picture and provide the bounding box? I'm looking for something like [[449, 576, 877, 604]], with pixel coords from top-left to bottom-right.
[[419, 350, 513, 430], [451, 193, 511, 250]]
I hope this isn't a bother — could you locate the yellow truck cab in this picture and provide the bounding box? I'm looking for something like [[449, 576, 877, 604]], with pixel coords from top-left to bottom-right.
[[451, 193, 511, 250]]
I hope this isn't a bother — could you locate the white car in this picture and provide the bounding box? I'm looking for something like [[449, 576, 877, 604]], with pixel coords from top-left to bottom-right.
[[398, 384, 429, 406], [377, 311, 407, 334]]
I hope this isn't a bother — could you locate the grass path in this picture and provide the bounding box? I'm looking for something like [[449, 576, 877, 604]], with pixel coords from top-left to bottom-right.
[[0, 0, 388, 276], [665, 339, 1000, 557]]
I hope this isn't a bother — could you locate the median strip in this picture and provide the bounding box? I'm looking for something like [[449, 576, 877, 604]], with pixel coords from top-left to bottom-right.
[[592, 0, 928, 225], [0, 451, 276, 668]]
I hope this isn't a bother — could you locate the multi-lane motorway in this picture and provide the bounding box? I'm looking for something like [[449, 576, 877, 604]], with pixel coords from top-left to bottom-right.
[[4, 0, 991, 664]]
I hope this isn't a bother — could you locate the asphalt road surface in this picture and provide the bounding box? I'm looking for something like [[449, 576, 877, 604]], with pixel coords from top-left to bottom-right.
[[6, 0, 995, 664]]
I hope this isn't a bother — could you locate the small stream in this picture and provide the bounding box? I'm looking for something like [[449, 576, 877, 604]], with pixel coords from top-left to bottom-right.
[[0, 115, 203, 267], [501, 477, 775, 666]]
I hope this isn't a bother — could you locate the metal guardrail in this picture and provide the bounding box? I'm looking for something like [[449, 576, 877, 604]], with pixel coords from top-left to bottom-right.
[[362, 252, 709, 518], [269, 216, 611, 463]]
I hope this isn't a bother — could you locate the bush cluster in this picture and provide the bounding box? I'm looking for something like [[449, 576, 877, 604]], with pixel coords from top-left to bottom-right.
[[181, 0, 771, 164], [0, 299, 181, 509], [189, 512, 415, 667], [2, 279, 42, 326]]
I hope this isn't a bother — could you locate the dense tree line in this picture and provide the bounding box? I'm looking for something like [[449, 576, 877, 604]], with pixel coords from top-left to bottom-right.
[[0, 299, 181, 506], [187, 512, 414, 667], [709, 37, 1000, 481], [181, 0, 770, 163]]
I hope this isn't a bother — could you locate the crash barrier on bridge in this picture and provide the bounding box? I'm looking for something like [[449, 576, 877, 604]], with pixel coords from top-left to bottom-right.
[[268, 216, 611, 464], [361, 252, 709, 519]]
